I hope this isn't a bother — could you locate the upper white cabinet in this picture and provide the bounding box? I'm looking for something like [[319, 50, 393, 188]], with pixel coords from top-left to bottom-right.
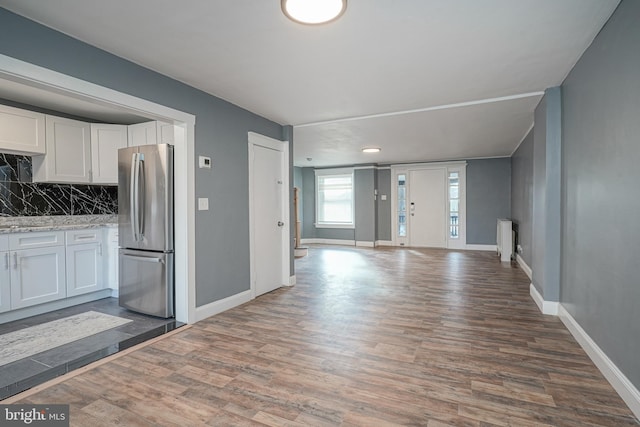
[[0, 104, 46, 155], [90, 124, 127, 184], [32, 116, 92, 183], [128, 121, 174, 146]]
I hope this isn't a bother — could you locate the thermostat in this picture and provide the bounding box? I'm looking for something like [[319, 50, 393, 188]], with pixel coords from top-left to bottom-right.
[[199, 156, 211, 169]]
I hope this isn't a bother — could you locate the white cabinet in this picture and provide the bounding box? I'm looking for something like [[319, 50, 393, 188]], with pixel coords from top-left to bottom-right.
[[0, 104, 46, 155], [128, 121, 174, 146], [33, 116, 92, 183], [105, 227, 119, 295], [65, 230, 104, 297], [8, 231, 66, 310], [0, 235, 9, 313], [90, 124, 127, 184]]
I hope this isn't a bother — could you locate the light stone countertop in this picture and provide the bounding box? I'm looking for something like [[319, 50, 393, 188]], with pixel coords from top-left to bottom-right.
[[0, 215, 118, 234]]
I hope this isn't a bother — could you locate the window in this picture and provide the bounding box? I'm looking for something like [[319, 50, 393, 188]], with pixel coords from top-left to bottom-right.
[[397, 174, 407, 237], [315, 169, 354, 227], [449, 171, 459, 239]]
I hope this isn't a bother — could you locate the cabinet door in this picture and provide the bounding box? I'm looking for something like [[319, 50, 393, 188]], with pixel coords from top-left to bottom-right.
[[0, 104, 46, 155], [90, 124, 127, 184], [32, 116, 92, 183], [66, 243, 103, 297], [10, 246, 66, 309], [105, 227, 119, 293], [156, 122, 175, 145], [0, 251, 10, 313], [128, 121, 157, 147]]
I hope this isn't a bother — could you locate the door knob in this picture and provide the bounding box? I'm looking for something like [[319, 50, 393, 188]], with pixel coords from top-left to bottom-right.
[[277, 221, 285, 227]]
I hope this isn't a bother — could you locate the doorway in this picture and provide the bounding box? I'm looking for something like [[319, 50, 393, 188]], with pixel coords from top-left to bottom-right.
[[248, 132, 290, 297]]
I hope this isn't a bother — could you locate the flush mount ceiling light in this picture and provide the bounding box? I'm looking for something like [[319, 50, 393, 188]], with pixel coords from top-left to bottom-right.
[[282, 0, 347, 25], [362, 147, 381, 153]]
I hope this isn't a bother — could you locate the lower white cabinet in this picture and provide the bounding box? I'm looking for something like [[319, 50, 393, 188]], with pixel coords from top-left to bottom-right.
[[0, 235, 10, 313], [105, 227, 119, 294], [10, 245, 66, 310], [65, 230, 104, 297]]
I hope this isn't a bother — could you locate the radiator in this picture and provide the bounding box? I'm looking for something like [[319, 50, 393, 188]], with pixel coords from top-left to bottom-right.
[[496, 219, 513, 262]]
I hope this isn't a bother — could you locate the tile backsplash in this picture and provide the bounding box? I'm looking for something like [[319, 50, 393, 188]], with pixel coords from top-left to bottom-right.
[[0, 153, 118, 217]]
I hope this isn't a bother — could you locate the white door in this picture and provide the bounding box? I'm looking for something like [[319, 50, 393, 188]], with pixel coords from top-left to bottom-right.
[[409, 168, 447, 248], [249, 133, 288, 297]]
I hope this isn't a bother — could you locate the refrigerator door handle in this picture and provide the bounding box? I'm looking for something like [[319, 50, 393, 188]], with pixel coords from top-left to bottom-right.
[[130, 152, 139, 241], [121, 253, 165, 264], [138, 154, 146, 239]]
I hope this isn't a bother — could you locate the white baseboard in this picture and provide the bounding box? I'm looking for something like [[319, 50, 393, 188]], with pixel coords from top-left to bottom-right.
[[375, 240, 394, 247], [195, 289, 252, 322], [529, 283, 559, 315], [110, 288, 119, 298], [558, 305, 640, 420], [465, 244, 497, 251], [288, 275, 296, 286], [356, 241, 375, 248], [300, 238, 355, 246], [516, 254, 532, 280]]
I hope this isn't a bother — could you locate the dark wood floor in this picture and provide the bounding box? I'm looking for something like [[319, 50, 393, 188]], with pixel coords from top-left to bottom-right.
[[8, 246, 639, 426]]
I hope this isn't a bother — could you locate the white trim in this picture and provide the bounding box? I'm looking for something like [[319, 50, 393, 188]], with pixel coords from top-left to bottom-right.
[[558, 305, 640, 420], [195, 290, 252, 322], [314, 223, 355, 229], [300, 238, 355, 246], [288, 275, 296, 286], [0, 54, 197, 325], [355, 241, 375, 247], [375, 240, 394, 247], [296, 92, 544, 128], [529, 283, 559, 315], [390, 160, 467, 169], [353, 165, 377, 170], [248, 132, 291, 299], [516, 254, 532, 280], [465, 244, 497, 251]]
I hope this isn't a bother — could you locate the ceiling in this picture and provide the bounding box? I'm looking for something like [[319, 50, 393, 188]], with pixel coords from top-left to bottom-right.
[[0, 0, 620, 167]]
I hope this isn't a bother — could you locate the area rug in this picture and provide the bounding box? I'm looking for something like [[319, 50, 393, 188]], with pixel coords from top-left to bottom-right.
[[0, 311, 132, 366]]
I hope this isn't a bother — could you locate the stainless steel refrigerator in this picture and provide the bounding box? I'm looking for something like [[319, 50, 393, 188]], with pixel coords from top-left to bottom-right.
[[118, 143, 174, 318]]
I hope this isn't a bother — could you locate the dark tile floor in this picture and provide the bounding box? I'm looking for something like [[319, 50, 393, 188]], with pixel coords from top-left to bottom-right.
[[0, 297, 181, 400]]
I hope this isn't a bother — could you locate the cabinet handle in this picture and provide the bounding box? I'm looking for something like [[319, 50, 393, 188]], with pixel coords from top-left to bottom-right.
[[98, 243, 103, 256], [13, 252, 18, 269], [4, 253, 8, 270]]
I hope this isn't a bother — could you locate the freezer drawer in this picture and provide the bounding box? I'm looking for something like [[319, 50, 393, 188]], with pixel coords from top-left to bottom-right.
[[119, 249, 174, 318]]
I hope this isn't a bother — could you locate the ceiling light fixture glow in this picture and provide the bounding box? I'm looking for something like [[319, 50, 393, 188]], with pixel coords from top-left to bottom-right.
[[362, 147, 381, 153], [282, 0, 347, 25]]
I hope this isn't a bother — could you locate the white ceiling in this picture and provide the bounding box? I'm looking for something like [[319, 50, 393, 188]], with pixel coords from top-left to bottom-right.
[[0, 0, 620, 166]]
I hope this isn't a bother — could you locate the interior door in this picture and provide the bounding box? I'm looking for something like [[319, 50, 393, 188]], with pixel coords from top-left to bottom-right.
[[408, 168, 447, 248], [252, 143, 285, 297]]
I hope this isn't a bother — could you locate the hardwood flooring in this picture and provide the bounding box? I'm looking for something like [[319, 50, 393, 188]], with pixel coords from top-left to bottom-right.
[[7, 246, 639, 426]]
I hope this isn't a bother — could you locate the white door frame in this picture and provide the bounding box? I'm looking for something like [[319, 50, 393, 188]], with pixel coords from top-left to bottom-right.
[[390, 161, 467, 249], [248, 132, 290, 298], [0, 54, 197, 324]]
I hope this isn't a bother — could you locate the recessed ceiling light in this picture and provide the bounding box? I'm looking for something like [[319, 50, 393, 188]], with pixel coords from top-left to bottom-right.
[[362, 147, 381, 153], [282, 0, 347, 25]]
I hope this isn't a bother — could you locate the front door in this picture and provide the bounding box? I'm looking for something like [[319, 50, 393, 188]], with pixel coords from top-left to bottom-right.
[[250, 135, 287, 297], [408, 168, 447, 248]]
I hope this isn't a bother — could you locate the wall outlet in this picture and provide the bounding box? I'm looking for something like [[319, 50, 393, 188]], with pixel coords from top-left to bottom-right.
[[198, 198, 209, 210]]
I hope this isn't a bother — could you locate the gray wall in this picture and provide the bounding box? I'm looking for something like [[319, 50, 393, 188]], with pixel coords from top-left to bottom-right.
[[532, 95, 547, 293], [354, 169, 375, 243], [511, 129, 534, 266], [0, 9, 286, 307], [300, 167, 316, 239], [376, 168, 392, 241], [466, 158, 511, 245], [560, 0, 640, 388]]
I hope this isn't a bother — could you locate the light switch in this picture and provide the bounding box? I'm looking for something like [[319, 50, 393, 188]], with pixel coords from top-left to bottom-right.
[[198, 198, 209, 210], [381, 195, 387, 201], [199, 156, 212, 169]]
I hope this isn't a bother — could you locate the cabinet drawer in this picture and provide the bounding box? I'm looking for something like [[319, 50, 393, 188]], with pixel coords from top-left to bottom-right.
[[66, 229, 103, 245], [9, 231, 64, 250], [0, 235, 8, 252]]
